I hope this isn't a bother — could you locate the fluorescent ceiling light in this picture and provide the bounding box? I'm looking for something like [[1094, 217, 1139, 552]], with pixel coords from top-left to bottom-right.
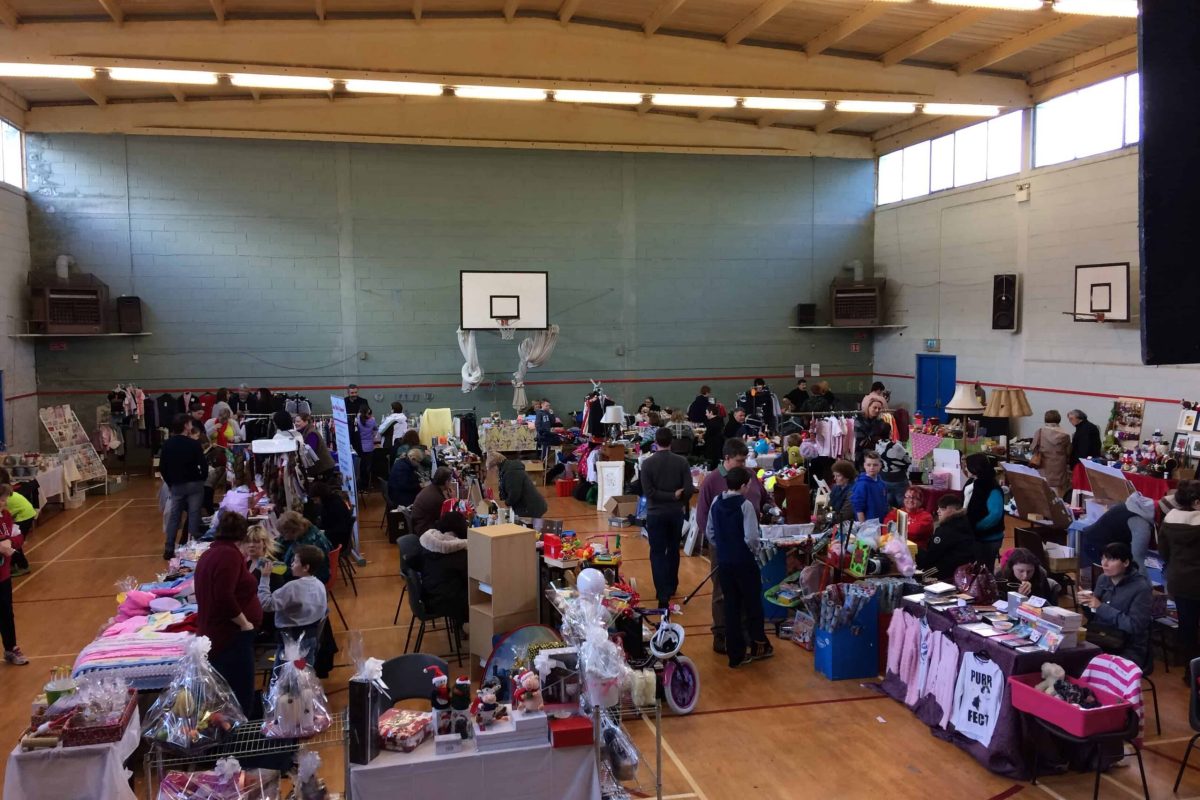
[[922, 103, 1001, 117], [108, 67, 218, 85], [344, 79, 443, 96], [931, 0, 1045, 9], [836, 100, 917, 114], [651, 93, 738, 108], [1052, 0, 1137, 17], [454, 85, 547, 101], [0, 63, 94, 79], [742, 97, 827, 111], [554, 89, 644, 105], [229, 73, 334, 91]]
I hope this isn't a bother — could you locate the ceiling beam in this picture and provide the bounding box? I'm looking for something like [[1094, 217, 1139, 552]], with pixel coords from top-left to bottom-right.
[[74, 79, 108, 106], [413, 1, 423, 23], [643, 0, 688, 36], [315, 0, 325, 22], [0, 0, 18, 28], [558, 0, 582, 26], [209, 0, 226, 25], [815, 111, 858, 135], [756, 111, 790, 128], [169, 85, 187, 103], [503, 0, 519, 22], [805, 2, 893, 58], [957, 15, 1093, 75], [881, 8, 991, 67], [724, 0, 792, 47], [97, 0, 124, 25], [0, 82, 27, 126], [1028, 32, 1137, 102]]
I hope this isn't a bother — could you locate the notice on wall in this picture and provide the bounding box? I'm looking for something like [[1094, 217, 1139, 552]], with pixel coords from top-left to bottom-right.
[[810, 364, 821, 377], [330, 396, 361, 558]]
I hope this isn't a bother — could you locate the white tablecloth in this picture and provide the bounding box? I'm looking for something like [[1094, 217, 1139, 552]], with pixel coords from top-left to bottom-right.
[[4, 708, 140, 800], [351, 738, 600, 800]]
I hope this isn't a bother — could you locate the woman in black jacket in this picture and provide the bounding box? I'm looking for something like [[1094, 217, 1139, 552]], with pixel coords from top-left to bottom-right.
[[417, 511, 470, 629], [309, 481, 354, 552], [387, 448, 424, 508]]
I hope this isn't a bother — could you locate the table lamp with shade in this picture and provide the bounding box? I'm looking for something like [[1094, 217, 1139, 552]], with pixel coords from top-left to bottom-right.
[[944, 384, 985, 434], [600, 405, 626, 441], [983, 387, 1033, 457]]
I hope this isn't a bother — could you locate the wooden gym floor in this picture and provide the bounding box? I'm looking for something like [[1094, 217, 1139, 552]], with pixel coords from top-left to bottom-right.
[[2, 477, 1198, 799]]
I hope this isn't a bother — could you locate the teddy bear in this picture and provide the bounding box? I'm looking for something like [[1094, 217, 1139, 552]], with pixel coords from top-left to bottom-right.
[[1035, 662, 1065, 695]]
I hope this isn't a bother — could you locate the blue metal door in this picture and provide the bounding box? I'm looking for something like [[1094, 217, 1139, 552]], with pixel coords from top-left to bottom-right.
[[915, 355, 956, 420]]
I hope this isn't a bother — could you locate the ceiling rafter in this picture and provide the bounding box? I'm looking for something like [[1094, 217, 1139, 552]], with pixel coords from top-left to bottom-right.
[[315, 0, 325, 22], [75, 79, 108, 106], [209, 0, 226, 25], [814, 110, 854, 135], [503, 0, 519, 22], [413, 1, 423, 23], [957, 15, 1092, 75], [881, 8, 991, 67], [805, 1, 893, 58], [643, 0, 688, 36], [558, 0, 582, 26], [97, 0, 124, 25], [756, 111, 790, 128], [0, 0, 19, 28], [169, 85, 187, 103], [724, 0, 793, 47]]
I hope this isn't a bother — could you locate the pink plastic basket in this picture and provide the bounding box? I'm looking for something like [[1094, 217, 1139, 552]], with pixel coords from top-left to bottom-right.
[[1008, 673, 1131, 737]]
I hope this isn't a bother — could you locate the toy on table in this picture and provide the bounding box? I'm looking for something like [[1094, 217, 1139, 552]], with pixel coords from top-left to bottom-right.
[[425, 665, 451, 736], [587, 533, 622, 570], [470, 678, 508, 729], [1036, 663, 1065, 694], [511, 669, 543, 713], [449, 676, 473, 739]]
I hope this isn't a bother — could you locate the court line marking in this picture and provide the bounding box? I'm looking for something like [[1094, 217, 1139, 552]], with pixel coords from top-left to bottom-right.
[[14, 500, 135, 594], [641, 714, 707, 800], [1101, 773, 1148, 799], [1034, 781, 1069, 800], [21, 504, 105, 554], [1149, 735, 1198, 746]]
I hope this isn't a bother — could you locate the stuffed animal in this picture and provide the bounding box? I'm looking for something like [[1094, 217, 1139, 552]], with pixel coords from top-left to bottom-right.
[[1036, 662, 1065, 695], [512, 669, 543, 713], [425, 666, 452, 735], [470, 678, 507, 729], [1053, 678, 1101, 709], [449, 676, 473, 739]]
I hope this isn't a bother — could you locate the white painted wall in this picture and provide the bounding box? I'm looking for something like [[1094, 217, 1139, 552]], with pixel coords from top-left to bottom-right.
[[873, 146, 1200, 442], [0, 182, 36, 451]]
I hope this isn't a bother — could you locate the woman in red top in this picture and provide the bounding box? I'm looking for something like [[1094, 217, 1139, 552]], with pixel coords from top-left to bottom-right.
[[194, 512, 262, 715], [883, 486, 935, 550], [0, 485, 27, 665]]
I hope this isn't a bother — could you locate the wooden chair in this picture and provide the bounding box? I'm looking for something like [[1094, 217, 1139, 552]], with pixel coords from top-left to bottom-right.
[[1174, 657, 1200, 792], [380, 653, 450, 708], [325, 544, 348, 629]]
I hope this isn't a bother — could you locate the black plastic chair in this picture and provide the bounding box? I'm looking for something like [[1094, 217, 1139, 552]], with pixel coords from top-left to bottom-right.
[[1030, 708, 1149, 800], [1173, 657, 1200, 793], [376, 477, 391, 528], [391, 535, 419, 625], [1086, 563, 1162, 737], [401, 566, 463, 667], [381, 653, 449, 708]]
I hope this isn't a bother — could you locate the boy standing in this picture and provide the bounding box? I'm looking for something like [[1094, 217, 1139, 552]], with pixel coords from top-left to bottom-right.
[[258, 544, 328, 666], [705, 467, 773, 668], [852, 451, 888, 522]]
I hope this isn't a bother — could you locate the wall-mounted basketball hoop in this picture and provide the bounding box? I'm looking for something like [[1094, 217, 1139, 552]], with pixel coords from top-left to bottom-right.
[[496, 318, 516, 340], [459, 271, 549, 338], [1072, 263, 1130, 323]]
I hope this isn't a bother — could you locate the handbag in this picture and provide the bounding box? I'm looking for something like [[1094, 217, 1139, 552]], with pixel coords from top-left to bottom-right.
[[953, 562, 999, 605], [1028, 451, 1043, 468]]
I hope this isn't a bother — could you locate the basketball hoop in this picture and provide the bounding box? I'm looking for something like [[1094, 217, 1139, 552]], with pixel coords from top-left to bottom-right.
[[497, 318, 517, 340]]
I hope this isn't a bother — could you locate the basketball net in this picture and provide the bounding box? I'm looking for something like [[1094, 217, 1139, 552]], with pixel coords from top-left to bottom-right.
[[497, 319, 517, 340]]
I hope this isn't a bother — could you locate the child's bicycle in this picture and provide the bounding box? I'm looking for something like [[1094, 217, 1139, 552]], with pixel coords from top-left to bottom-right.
[[616, 604, 700, 715]]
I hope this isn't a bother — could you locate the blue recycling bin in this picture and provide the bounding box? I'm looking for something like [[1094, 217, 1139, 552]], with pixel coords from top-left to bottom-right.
[[813, 592, 880, 681]]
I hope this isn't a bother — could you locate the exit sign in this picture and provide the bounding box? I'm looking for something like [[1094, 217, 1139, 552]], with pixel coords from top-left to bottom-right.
[[925, 339, 941, 352], [850, 342, 861, 353]]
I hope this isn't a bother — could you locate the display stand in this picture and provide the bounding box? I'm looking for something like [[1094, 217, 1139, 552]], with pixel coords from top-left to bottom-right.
[[38, 404, 108, 497], [142, 710, 349, 800], [592, 698, 662, 800], [467, 523, 539, 663], [1108, 397, 1144, 450]]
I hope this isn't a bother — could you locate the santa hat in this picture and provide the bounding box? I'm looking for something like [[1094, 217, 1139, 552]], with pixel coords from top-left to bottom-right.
[[455, 676, 471, 690], [424, 666, 447, 686]]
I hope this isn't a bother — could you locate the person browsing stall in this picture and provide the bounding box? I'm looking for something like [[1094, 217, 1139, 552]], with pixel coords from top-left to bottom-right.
[[0, 485, 28, 665], [854, 399, 888, 470], [828, 460, 857, 521], [3, 481, 35, 576], [784, 379, 809, 411], [1031, 410, 1071, 496], [379, 402, 409, 455], [964, 453, 1005, 569], [996, 547, 1060, 604], [696, 438, 775, 655], [875, 424, 912, 507], [1158, 480, 1200, 679], [851, 451, 888, 523], [640, 429, 695, 608], [258, 544, 328, 666], [687, 386, 715, 424], [411, 468, 456, 541], [703, 406, 726, 470], [917, 495, 977, 582], [487, 452, 548, 522], [160, 413, 208, 560], [277, 510, 332, 584], [1068, 409, 1103, 466], [388, 448, 425, 509], [1081, 542, 1152, 668], [705, 466, 773, 668], [882, 486, 934, 549]]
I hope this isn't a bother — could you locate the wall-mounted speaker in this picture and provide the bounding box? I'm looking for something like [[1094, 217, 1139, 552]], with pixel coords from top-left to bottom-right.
[[117, 296, 143, 334], [795, 303, 816, 326], [992, 274, 1018, 332]]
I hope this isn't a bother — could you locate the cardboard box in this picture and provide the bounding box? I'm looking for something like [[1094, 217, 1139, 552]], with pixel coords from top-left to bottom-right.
[[603, 495, 640, 518], [1044, 542, 1077, 574], [601, 444, 628, 462]]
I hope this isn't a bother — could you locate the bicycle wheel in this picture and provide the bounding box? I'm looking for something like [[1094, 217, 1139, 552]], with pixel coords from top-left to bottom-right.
[[663, 655, 700, 715]]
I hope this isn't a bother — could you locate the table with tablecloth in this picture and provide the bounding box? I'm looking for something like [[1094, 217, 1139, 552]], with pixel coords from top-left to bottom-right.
[[881, 600, 1101, 779], [350, 738, 600, 800], [4, 708, 140, 800], [480, 424, 537, 453], [1071, 463, 1176, 505]]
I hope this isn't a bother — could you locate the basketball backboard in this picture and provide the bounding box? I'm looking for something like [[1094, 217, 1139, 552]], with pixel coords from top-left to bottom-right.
[[460, 271, 549, 331], [1073, 262, 1130, 322]]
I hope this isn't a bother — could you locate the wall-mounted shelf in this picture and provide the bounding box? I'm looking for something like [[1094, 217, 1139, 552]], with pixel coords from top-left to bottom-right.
[[8, 332, 152, 338], [788, 325, 907, 330]]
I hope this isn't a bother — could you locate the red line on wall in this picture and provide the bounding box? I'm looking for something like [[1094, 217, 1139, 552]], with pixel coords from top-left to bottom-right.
[[32, 372, 875, 397], [873, 373, 1182, 407], [3, 392, 38, 403]]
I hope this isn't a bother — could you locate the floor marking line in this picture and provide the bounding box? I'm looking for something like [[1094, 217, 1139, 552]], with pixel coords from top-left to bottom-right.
[[685, 693, 885, 717], [641, 714, 707, 800], [22, 504, 105, 554], [1101, 773, 1147, 799], [14, 500, 135, 594], [1034, 781, 1069, 800]]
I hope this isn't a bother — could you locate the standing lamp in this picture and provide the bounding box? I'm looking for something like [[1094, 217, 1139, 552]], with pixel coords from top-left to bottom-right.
[[984, 388, 1033, 458], [600, 405, 626, 442]]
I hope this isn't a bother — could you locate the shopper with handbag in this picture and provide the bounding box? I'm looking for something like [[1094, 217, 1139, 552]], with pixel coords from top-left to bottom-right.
[[1029, 410, 1071, 496]]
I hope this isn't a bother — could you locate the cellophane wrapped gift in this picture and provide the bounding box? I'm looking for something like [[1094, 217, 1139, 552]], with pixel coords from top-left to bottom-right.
[[263, 633, 331, 739], [157, 757, 280, 800], [378, 709, 432, 752], [142, 637, 246, 750], [287, 751, 328, 800]]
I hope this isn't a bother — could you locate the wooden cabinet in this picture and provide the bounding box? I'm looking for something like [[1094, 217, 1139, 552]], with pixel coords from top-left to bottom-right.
[[467, 523, 539, 661], [772, 477, 812, 524]]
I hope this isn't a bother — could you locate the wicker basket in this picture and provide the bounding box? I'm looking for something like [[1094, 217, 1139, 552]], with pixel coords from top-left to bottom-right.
[[62, 690, 137, 747]]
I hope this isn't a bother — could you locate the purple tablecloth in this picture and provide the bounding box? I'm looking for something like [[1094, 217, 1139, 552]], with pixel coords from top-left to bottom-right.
[[881, 599, 1101, 779]]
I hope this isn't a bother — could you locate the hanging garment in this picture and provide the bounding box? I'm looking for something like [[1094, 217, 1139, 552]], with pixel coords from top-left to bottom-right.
[[921, 631, 961, 728], [198, 392, 217, 421], [906, 617, 934, 707], [1079, 654, 1145, 744], [419, 408, 453, 449], [156, 393, 179, 427], [949, 652, 1004, 747]]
